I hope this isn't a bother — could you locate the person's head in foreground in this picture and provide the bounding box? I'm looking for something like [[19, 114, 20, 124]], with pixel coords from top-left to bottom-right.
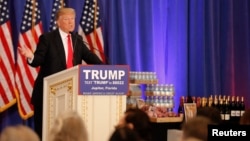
[[181, 116, 213, 141], [109, 126, 141, 141], [48, 110, 88, 141], [116, 108, 152, 141], [240, 109, 250, 125], [0, 124, 40, 141]]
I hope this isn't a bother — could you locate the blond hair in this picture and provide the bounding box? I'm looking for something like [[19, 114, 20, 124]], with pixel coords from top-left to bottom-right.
[[48, 110, 88, 141], [181, 116, 213, 141], [0, 125, 40, 141], [55, 8, 75, 20]]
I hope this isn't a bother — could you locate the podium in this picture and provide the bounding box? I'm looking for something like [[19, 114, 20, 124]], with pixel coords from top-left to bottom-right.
[[42, 65, 129, 141]]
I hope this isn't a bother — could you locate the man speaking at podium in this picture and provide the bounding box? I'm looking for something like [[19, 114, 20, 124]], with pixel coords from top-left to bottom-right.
[[18, 7, 104, 140]]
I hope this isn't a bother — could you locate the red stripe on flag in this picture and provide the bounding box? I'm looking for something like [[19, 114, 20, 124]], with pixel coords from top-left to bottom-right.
[[93, 29, 105, 61], [0, 59, 15, 96], [32, 23, 42, 42], [0, 81, 10, 104], [16, 65, 32, 104], [0, 20, 16, 111], [22, 33, 33, 51], [85, 35, 95, 52], [0, 22, 15, 71]]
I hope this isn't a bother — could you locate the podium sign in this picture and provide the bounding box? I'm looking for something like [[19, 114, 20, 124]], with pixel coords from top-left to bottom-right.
[[79, 65, 129, 95]]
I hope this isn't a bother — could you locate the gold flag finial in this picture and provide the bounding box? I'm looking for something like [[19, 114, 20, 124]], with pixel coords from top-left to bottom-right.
[[61, 0, 64, 7]]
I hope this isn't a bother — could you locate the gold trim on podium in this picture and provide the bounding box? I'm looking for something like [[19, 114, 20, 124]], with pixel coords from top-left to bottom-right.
[[46, 77, 74, 132]]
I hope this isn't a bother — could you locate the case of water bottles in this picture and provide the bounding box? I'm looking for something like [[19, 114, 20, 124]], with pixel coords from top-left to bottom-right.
[[127, 71, 157, 108], [145, 83, 175, 109], [129, 71, 158, 84], [128, 71, 183, 122]]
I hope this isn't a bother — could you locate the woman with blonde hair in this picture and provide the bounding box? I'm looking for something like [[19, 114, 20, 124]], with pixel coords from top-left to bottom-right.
[[48, 110, 88, 141], [0, 125, 40, 141]]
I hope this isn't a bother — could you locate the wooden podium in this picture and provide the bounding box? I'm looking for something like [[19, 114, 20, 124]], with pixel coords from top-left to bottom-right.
[[42, 65, 129, 141]]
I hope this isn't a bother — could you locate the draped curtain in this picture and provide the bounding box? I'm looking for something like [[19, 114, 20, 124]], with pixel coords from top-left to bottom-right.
[[1, 0, 250, 130], [188, 0, 250, 105], [102, 0, 250, 109]]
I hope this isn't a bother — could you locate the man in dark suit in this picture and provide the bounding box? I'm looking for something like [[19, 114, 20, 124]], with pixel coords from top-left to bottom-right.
[[18, 7, 103, 140]]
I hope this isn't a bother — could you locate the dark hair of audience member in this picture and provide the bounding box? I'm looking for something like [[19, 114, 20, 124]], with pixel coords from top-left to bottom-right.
[[109, 126, 140, 141], [240, 109, 250, 125], [123, 108, 152, 141], [196, 107, 222, 124]]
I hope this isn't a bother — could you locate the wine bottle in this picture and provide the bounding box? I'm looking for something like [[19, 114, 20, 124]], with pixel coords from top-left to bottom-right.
[[212, 95, 219, 110], [235, 96, 241, 122], [230, 96, 236, 121], [201, 97, 207, 107], [192, 96, 196, 103], [186, 95, 193, 103], [178, 96, 185, 116], [224, 99, 230, 121], [240, 96, 245, 117], [208, 95, 213, 107], [196, 97, 201, 108], [219, 99, 225, 120]]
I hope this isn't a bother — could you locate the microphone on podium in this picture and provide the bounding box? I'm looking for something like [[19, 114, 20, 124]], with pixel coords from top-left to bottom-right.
[[70, 32, 109, 64]]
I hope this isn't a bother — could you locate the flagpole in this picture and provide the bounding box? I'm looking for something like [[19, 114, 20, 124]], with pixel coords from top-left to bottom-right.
[[31, 0, 36, 28], [93, 0, 97, 48], [31, 0, 36, 52]]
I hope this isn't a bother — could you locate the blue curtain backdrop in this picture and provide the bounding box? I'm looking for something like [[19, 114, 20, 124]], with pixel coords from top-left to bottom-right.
[[1, 0, 250, 130]]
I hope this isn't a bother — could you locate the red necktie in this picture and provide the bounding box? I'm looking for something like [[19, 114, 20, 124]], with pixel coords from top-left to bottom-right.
[[67, 34, 73, 68]]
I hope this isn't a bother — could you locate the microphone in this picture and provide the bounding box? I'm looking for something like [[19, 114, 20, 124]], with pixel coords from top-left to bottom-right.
[[70, 32, 109, 64]]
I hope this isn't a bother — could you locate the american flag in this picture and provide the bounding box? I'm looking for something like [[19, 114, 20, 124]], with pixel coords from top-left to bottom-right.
[[78, 0, 106, 63], [49, 0, 65, 31], [0, 0, 16, 112], [15, 0, 43, 119]]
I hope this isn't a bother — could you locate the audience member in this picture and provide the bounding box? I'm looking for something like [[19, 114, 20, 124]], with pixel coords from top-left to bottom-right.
[[239, 109, 250, 125], [109, 126, 140, 141], [115, 108, 152, 141], [0, 125, 40, 141], [181, 116, 213, 141], [48, 110, 88, 141], [196, 107, 222, 124]]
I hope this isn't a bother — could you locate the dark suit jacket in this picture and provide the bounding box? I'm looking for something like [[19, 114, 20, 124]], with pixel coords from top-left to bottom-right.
[[29, 29, 103, 108]]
